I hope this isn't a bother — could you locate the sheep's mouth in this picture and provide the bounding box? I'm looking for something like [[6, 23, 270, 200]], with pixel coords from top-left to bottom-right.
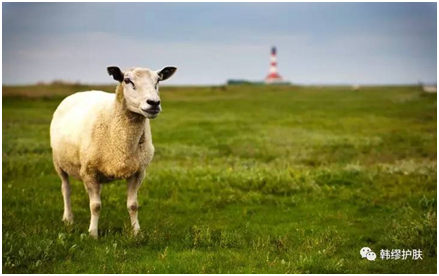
[[141, 108, 160, 118]]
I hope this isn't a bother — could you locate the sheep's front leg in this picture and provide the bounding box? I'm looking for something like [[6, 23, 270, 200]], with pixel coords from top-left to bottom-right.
[[85, 180, 102, 238], [127, 171, 145, 235]]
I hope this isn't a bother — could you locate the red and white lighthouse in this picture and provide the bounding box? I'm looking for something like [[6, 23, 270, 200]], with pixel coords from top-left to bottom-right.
[[265, 46, 283, 84]]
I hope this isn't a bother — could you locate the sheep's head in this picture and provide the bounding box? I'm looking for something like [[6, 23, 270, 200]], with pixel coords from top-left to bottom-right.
[[107, 66, 177, 119]]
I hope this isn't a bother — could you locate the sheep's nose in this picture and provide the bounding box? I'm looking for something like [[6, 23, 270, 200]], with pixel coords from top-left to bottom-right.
[[147, 100, 161, 106]]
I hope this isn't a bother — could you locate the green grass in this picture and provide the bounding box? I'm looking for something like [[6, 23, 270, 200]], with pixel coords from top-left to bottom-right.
[[2, 84, 437, 273]]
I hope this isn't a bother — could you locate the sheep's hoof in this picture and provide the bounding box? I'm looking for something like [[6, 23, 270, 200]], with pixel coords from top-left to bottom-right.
[[89, 230, 98, 239], [133, 228, 140, 236], [62, 215, 74, 226], [131, 228, 144, 239]]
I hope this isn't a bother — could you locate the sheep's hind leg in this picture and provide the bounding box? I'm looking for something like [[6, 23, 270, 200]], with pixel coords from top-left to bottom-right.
[[127, 171, 145, 235], [84, 179, 102, 239], [55, 164, 74, 225]]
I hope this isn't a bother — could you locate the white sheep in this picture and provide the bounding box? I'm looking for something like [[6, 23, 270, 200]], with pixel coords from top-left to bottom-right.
[[50, 66, 177, 238]]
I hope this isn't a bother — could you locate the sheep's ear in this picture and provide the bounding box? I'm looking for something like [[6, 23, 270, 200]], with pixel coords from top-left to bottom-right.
[[107, 66, 124, 82], [157, 66, 177, 81]]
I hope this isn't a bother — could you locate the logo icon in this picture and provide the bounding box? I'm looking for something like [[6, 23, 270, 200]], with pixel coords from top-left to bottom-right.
[[360, 247, 376, 261]]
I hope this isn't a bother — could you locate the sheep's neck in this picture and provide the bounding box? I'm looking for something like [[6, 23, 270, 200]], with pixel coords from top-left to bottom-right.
[[110, 84, 147, 154]]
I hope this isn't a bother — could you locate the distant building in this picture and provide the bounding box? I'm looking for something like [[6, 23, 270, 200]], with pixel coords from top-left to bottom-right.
[[265, 47, 290, 85], [351, 84, 361, 91], [422, 85, 437, 93], [227, 46, 290, 85]]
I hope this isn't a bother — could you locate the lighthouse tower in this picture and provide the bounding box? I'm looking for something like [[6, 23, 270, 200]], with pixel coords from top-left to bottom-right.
[[265, 46, 283, 84]]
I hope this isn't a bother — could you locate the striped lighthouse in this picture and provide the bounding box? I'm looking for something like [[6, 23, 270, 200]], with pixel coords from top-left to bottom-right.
[[265, 46, 283, 84]]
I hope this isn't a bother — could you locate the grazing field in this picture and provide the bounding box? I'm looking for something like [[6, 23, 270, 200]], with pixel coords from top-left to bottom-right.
[[2, 84, 437, 273]]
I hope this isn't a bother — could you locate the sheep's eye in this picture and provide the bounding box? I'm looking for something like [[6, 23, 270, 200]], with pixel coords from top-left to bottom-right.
[[124, 78, 135, 89]]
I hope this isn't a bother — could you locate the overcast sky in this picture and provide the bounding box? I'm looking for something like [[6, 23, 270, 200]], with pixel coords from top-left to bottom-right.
[[2, 2, 437, 85]]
